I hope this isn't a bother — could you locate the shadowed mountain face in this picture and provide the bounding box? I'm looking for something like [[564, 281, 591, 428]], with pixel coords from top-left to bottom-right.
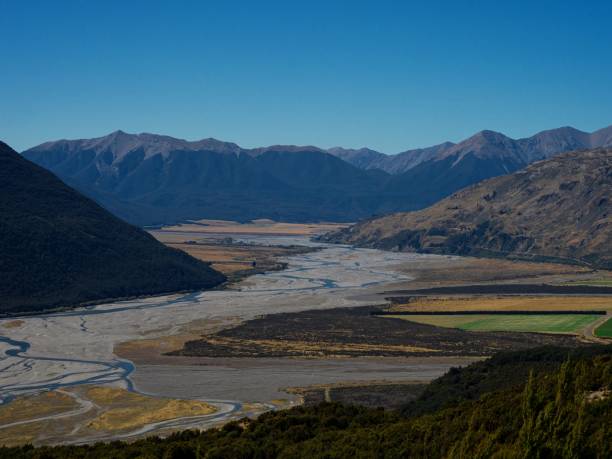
[[321, 148, 612, 269], [0, 141, 226, 314], [23, 126, 612, 226], [24, 133, 390, 225]]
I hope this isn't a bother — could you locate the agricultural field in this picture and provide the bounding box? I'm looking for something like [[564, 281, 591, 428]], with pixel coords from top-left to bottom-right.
[[388, 295, 612, 313], [594, 318, 612, 338], [385, 314, 602, 334], [157, 239, 311, 275], [147, 219, 333, 276], [562, 278, 612, 287], [150, 219, 346, 238]]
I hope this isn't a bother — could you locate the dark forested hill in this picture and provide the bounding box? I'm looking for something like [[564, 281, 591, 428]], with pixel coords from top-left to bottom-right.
[[0, 141, 225, 314], [322, 148, 612, 269], [3, 346, 610, 458]]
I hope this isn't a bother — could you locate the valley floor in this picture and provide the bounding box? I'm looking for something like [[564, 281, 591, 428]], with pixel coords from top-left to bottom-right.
[[0, 221, 610, 445]]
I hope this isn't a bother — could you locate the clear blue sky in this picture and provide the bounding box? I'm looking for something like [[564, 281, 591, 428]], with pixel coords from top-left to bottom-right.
[[2, 0, 612, 152]]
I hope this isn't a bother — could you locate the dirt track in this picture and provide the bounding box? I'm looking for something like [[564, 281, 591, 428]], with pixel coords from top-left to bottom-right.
[[582, 312, 612, 344]]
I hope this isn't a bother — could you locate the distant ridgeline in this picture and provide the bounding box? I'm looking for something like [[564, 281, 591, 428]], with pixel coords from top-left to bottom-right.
[[2, 345, 610, 458], [0, 141, 226, 314], [22, 125, 612, 226], [322, 148, 612, 269]]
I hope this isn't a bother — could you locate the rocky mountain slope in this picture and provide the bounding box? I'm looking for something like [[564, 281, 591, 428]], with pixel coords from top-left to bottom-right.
[[329, 142, 454, 174], [326, 147, 388, 170], [24, 132, 393, 225], [329, 125, 612, 173], [322, 148, 612, 269], [0, 141, 225, 314]]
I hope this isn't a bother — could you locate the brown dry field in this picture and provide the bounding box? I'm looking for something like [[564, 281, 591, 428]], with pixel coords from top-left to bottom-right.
[[115, 333, 200, 363], [83, 386, 215, 432], [151, 219, 346, 238], [195, 336, 438, 356], [0, 391, 79, 446], [148, 219, 333, 275], [389, 296, 612, 313], [0, 391, 76, 427], [390, 257, 601, 289], [163, 242, 307, 275], [0, 386, 218, 446], [0, 419, 49, 447]]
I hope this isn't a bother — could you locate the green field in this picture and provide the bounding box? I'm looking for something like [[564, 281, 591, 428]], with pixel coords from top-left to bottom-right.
[[561, 278, 612, 287], [594, 317, 612, 338], [385, 314, 602, 334]]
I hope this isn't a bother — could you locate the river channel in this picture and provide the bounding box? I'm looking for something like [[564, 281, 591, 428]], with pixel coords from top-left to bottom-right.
[[0, 238, 467, 436]]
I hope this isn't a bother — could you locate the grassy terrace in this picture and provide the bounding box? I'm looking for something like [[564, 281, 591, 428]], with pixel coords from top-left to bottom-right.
[[383, 314, 602, 334], [595, 317, 612, 338], [387, 296, 612, 313]]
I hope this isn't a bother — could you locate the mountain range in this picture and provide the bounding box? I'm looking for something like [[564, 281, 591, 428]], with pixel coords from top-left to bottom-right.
[[22, 125, 612, 226], [321, 148, 612, 269], [0, 141, 225, 314], [328, 125, 612, 173]]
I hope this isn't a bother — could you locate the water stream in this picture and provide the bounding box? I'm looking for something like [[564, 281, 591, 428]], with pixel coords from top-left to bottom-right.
[[0, 240, 453, 415]]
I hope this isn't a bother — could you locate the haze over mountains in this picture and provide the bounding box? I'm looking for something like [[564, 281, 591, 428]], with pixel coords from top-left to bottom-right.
[[0, 141, 225, 314], [23, 125, 612, 226], [322, 148, 612, 269]]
